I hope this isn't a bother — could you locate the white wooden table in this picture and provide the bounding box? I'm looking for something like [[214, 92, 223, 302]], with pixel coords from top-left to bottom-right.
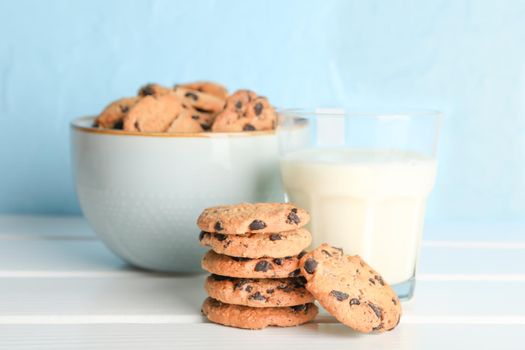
[[0, 215, 523, 349]]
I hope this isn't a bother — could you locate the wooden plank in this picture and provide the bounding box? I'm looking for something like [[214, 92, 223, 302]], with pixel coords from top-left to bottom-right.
[[0, 275, 523, 321], [0, 239, 522, 277], [0, 324, 522, 350]]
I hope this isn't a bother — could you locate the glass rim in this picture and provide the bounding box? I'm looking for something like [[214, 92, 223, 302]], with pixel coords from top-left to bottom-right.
[[277, 108, 443, 121]]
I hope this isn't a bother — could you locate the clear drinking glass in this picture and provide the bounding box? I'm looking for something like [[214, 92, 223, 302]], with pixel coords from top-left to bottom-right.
[[277, 109, 442, 300]]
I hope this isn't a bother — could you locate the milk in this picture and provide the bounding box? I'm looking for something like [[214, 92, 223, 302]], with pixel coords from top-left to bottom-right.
[[280, 149, 437, 285]]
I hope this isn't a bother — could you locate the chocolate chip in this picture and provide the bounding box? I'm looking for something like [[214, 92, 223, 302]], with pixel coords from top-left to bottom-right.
[[297, 251, 307, 259], [286, 209, 301, 225], [214, 221, 223, 231], [392, 298, 397, 305], [304, 258, 318, 274], [284, 256, 293, 260], [288, 269, 301, 277], [290, 304, 307, 312], [194, 106, 210, 113], [333, 246, 344, 255], [185, 91, 199, 101], [266, 288, 274, 294], [120, 105, 129, 113], [233, 279, 252, 290], [114, 120, 123, 130], [235, 100, 242, 109], [349, 298, 360, 306], [368, 303, 383, 320], [374, 275, 385, 286], [254, 260, 272, 272], [139, 84, 155, 96], [372, 323, 384, 331], [249, 291, 266, 301], [249, 220, 267, 230], [201, 123, 211, 131], [273, 258, 282, 265], [214, 234, 227, 241], [254, 102, 263, 116], [369, 278, 376, 285], [329, 290, 349, 301], [277, 283, 293, 292], [321, 249, 332, 257], [230, 256, 251, 262], [245, 285, 253, 293], [269, 234, 282, 241], [295, 276, 307, 286], [243, 123, 256, 131], [191, 115, 200, 120], [198, 231, 206, 241]]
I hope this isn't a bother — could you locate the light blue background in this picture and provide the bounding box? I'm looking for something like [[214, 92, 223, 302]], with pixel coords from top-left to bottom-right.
[[1, 0, 524, 221]]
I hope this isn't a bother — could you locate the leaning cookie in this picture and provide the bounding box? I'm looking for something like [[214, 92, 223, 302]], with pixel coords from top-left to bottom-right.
[[201, 297, 318, 329], [94, 97, 139, 129], [176, 81, 228, 100], [123, 94, 184, 132], [199, 229, 311, 258], [212, 90, 276, 132], [197, 203, 310, 235], [166, 107, 204, 133], [172, 86, 225, 114], [138, 83, 172, 97], [299, 244, 402, 333], [205, 274, 314, 307], [201, 250, 306, 279]]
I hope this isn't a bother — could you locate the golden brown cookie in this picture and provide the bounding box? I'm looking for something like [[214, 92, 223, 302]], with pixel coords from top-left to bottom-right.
[[201, 297, 318, 329], [137, 83, 172, 97], [94, 97, 139, 129], [180, 105, 215, 131], [205, 275, 314, 307], [212, 90, 276, 132], [201, 250, 306, 279], [197, 203, 310, 235], [299, 244, 402, 333], [123, 94, 183, 132], [172, 86, 225, 114], [176, 81, 228, 99], [199, 229, 311, 258], [166, 107, 204, 133]]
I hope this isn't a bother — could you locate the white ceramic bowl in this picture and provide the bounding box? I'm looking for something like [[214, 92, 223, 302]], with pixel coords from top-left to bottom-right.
[[70, 117, 284, 272]]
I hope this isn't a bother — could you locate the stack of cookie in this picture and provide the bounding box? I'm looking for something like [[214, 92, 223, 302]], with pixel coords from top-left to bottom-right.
[[197, 203, 319, 329]]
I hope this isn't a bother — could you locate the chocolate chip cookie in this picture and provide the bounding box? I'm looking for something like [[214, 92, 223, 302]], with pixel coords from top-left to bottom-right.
[[212, 90, 276, 132], [176, 81, 228, 100], [202, 250, 307, 279], [167, 106, 204, 133], [123, 94, 183, 132], [138, 83, 172, 97], [94, 97, 139, 129], [197, 203, 310, 235], [201, 297, 318, 329], [299, 244, 402, 333], [205, 274, 314, 307], [172, 86, 225, 114], [199, 229, 311, 258]]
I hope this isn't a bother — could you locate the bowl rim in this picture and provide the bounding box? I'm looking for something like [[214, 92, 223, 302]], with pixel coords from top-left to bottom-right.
[[71, 116, 276, 138]]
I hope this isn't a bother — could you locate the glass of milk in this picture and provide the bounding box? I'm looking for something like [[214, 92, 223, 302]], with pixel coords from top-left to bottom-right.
[[278, 109, 442, 300]]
